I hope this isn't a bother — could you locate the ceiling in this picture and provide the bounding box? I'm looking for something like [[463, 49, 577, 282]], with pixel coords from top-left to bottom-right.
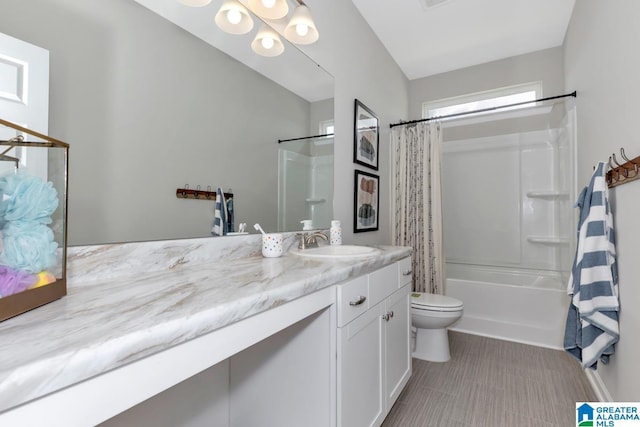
[[351, 0, 576, 80], [134, 0, 576, 99]]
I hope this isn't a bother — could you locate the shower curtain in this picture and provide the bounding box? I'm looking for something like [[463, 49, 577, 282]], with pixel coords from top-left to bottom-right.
[[391, 121, 445, 294]]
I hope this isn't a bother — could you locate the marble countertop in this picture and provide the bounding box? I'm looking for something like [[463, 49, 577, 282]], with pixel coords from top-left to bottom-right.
[[0, 242, 411, 413]]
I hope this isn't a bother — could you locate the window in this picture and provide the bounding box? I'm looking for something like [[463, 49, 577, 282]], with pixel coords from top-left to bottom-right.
[[319, 119, 334, 135], [422, 82, 542, 121]]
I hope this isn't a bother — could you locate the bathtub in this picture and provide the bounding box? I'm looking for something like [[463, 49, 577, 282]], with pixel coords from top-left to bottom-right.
[[445, 263, 569, 349]]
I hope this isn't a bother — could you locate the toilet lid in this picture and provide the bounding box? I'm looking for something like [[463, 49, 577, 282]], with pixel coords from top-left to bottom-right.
[[411, 292, 463, 311]]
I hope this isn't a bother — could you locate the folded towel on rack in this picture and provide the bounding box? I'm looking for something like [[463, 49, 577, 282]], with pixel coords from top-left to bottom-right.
[[564, 162, 619, 369], [211, 187, 228, 237]]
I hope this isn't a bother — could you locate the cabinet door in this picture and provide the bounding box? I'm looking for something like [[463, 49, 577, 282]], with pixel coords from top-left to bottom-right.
[[338, 303, 385, 427], [384, 284, 411, 409]]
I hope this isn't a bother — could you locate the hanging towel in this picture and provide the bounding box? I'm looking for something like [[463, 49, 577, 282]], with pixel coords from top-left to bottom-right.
[[226, 196, 234, 233], [211, 187, 228, 237], [564, 162, 619, 369]]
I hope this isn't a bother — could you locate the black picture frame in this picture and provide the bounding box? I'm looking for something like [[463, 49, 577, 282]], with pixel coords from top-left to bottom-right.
[[354, 169, 379, 233], [353, 99, 379, 170]]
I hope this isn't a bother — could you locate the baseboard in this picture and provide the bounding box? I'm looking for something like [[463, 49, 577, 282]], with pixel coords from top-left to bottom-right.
[[585, 369, 613, 402]]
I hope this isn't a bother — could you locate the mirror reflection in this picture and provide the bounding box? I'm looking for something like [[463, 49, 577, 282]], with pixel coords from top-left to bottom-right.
[[133, 0, 337, 238], [0, 0, 334, 244], [278, 128, 334, 233]]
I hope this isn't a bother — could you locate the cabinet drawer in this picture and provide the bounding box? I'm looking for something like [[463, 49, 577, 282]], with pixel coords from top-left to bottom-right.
[[368, 264, 398, 307], [397, 257, 412, 288], [337, 275, 369, 327]]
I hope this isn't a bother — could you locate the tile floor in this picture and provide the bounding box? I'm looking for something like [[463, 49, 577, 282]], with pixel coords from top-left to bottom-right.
[[381, 331, 597, 426]]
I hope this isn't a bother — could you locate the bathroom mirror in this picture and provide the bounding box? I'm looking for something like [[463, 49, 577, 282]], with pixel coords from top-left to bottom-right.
[[0, 0, 334, 245]]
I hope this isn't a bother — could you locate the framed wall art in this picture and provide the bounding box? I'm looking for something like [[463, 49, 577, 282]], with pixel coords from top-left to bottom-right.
[[354, 169, 379, 233], [353, 99, 379, 170]]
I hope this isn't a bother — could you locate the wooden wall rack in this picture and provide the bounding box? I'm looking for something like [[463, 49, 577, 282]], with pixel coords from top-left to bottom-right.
[[606, 148, 640, 188], [176, 186, 233, 200]]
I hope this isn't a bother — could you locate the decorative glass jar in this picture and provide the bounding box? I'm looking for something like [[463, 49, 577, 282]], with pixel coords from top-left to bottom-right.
[[0, 118, 69, 321]]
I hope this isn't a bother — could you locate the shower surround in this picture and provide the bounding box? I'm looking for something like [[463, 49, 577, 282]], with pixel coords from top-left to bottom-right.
[[441, 102, 576, 348]]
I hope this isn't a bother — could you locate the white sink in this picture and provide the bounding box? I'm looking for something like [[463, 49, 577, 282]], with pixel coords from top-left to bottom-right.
[[293, 245, 380, 259]]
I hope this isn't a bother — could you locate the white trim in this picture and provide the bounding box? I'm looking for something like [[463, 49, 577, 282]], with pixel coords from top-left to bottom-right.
[[585, 369, 613, 402]]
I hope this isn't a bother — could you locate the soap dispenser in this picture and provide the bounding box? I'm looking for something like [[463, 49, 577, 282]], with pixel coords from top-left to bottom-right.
[[330, 220, 342, 245]]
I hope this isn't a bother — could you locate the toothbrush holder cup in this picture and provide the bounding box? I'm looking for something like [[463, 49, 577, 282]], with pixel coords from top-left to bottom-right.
[[262, 233, 284, 258]]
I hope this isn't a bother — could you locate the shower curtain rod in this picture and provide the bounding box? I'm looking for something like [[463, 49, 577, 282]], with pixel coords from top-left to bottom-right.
[[389, 91, 577, 129], [278, 132, 334, 143]]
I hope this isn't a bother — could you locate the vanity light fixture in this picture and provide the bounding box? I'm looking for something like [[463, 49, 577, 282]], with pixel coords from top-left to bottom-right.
[[178, 0, 212, 6], [215, 0, 254, 34], [251, 24, 285, 56], [177, 0, 319, 57], [248, 0, 289, 20], [283, 1, 318, 45]]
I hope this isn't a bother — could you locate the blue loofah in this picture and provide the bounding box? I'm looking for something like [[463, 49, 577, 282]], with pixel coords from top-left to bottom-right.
[[0, 173, 58, 226], [0, 221, 58, 273]]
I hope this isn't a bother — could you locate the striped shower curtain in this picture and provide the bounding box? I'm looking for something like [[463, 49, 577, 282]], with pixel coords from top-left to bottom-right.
[[391, 121, 445, 294]]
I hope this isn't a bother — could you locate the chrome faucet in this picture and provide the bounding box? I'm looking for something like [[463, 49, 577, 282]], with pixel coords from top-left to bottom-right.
[[297, 231, 328, 250]]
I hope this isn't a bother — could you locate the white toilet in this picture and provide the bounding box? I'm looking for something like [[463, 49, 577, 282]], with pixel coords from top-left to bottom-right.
[[411, 292, 463, 362]]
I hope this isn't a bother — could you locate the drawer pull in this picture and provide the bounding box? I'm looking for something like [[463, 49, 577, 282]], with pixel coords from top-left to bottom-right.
[[382, 313, 390, 321], [389, 310, 394, 318], [349, 296, 367, 306], [402, 270, 412, 276]]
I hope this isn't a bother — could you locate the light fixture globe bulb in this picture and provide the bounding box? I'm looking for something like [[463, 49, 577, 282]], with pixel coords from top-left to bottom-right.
[[226, 9, 242, 24], [261, 37, 274, 50], [295, 23, 309, 37], [215, 0, 253, 35], [248, 0, 288, 19], [251, 24, 284, 57], [284, 5, 318, 45]]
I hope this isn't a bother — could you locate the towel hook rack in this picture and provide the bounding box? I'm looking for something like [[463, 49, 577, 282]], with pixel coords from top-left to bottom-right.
[[605, 147, 640, 188], [176, 185, 233, 200]]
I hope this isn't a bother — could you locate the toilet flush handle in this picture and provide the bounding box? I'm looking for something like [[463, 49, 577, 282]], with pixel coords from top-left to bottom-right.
[[402, 270, 412, 276]]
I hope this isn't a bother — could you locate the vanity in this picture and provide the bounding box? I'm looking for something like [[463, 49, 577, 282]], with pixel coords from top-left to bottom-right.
[[0, 235, 411, 427], [337, 257, 412, 427]]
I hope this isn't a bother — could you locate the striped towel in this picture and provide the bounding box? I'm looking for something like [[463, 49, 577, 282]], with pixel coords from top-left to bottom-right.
[[564, 162, 619, 369], [211, 187, 228, 237]]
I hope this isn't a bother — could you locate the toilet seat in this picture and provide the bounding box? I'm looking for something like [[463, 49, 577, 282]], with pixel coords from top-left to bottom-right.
[[411, 292, 463, 312]]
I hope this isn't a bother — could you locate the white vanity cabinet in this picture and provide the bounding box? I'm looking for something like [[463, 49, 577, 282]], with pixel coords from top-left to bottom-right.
[[337, 258, 412, 427]]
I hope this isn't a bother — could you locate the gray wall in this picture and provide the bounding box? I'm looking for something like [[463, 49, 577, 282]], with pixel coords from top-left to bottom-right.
[[0, 0, 312, 245], [299, 0, 409, 246], [565, 0, 640, 400], [408, 47, 565, 120]]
